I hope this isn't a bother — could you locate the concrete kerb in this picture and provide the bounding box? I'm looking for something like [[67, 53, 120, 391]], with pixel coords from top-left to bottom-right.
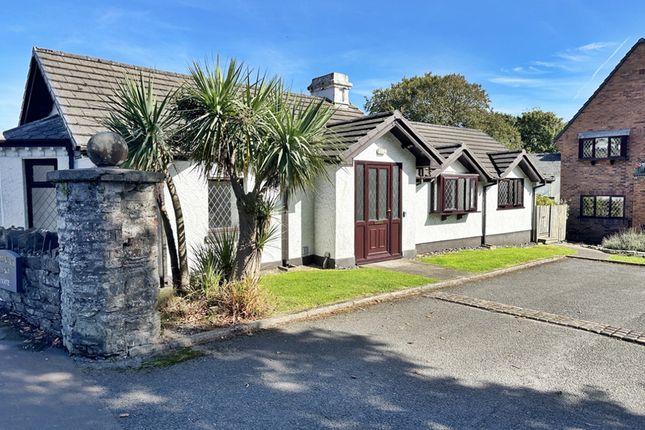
[[159, 255, 568, 352], [567, 254, 645, 267]]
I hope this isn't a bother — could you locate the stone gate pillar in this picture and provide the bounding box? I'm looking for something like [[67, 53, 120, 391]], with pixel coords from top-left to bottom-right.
[[48, 132, 164, 358]]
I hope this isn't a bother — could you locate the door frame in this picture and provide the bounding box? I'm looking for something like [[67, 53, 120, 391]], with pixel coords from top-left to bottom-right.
[[354, 160, 402, 264], [24, 158, 58, 228]]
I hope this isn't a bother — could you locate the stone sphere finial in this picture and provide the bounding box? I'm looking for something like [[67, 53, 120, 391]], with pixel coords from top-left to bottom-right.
[[87, 132, 129, 167]]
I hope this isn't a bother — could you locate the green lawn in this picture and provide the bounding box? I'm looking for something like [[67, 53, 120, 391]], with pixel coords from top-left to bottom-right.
[[608, 255, 645, 265], [418, 245, 575, 273], [261, 267, 435, 314]]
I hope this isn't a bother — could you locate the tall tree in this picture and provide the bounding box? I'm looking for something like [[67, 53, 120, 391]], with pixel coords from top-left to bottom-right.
[[515, 109, 566, 153], [477, 112, 523, 150], [104, 76, 190, 293], [365, 73, 491, 128], [177, 60, 335, 280]]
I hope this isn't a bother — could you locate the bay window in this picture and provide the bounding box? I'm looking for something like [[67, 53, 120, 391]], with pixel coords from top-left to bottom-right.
[[431, 174, 478, 214]]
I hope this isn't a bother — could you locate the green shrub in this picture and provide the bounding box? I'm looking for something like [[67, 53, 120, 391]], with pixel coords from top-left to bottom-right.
[[602, 229, 645, 252], [536, 194, 557, 206], [191, 228, 238, 287]]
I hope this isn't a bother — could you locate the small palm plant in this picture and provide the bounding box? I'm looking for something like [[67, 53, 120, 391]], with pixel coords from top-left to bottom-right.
[[104, 75, 190, 293], [177, 59, 336, 281]]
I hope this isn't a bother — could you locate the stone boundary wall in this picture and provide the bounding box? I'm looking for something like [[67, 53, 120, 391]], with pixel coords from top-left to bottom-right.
[[0, 227, 61, 335]]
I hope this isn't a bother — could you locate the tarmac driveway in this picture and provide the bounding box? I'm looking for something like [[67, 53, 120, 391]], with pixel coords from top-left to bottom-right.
[[2, 258, 644, 429], [447, 258, 645, 331]]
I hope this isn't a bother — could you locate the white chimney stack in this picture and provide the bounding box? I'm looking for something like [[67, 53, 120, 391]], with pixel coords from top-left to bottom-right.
[[307, 72, 352, 107]]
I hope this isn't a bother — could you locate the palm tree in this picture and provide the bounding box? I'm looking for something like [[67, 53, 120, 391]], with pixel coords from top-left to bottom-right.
[[104, 76, 190, 293], [178, 60, 335, 280]]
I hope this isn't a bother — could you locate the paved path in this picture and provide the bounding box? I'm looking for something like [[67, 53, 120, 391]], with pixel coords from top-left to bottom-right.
[[561, 243, 611, 260], [367, 257, 468, 280]]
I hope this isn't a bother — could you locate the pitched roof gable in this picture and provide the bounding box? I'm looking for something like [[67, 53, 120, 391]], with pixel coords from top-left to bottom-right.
[[430, 144, 494, 180], [554, 38, 645, 143], [489, 150, 546, 182], [26, 47, 364, 149], [327, 111, 444, 165]]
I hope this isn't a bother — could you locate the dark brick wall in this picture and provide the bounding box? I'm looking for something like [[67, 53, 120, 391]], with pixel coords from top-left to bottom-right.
[[556, 42, 645, 243]]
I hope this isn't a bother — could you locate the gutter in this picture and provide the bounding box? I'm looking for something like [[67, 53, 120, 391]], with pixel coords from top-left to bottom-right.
[[0, 138, 75, 169]]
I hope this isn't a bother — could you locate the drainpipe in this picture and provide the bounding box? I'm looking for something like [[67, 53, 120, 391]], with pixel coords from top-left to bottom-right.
[[481, 181, 495, 246], [531, 181, 547, 242], [281, 192, 290, 268]]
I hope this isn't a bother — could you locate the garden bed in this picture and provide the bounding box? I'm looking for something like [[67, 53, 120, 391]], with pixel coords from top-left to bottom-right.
[[160, 266, 435, 334]]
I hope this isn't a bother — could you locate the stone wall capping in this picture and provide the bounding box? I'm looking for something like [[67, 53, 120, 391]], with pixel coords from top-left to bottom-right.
[[47, 167, 164, 184]]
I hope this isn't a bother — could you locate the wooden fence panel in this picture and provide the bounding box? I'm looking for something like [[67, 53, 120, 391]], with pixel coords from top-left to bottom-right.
[[537, 204, 568, 242]]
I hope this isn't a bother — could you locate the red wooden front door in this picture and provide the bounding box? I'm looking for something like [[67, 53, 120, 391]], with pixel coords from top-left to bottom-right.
[[354, 162, 402, 263]]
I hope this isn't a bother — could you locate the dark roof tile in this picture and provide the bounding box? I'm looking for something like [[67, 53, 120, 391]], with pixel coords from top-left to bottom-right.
[[2, 114, 69, 140], [32, 48, 363, 149]]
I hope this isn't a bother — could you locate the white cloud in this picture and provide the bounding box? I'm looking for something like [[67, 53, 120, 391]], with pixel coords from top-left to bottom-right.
[[489, 76, 545, 87], [578, 41, 615, 52], [574, 38, 630, 99]]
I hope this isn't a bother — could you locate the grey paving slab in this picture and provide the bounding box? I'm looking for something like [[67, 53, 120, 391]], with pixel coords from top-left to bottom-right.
[[367, 257, 468, 280]]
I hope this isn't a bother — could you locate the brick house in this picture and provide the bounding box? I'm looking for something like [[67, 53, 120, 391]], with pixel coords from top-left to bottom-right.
[[556, 38, 645, 243]]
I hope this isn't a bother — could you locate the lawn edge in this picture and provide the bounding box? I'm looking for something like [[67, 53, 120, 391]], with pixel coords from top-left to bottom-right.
[[567, 255, 645, 267], [157, 255, 567, 352]]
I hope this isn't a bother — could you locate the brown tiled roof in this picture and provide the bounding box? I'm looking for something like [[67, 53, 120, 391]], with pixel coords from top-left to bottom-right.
[[488, 150, 523, 176], [410, 121, 508, 174], [32, 48, 363, 149], [3, 114, 69, 140], [326, 112, 392, 152]]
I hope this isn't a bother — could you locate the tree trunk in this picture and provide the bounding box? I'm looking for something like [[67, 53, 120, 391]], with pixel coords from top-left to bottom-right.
[[165, 175, 190, 293], [155, 185, 181, 289], [233, 196, 261, 281]]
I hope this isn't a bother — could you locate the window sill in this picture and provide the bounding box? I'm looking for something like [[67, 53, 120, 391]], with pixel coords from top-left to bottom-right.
[[578, 157, 628, 162], [578, 216, 625, 220], [497, 206, 525, 210]]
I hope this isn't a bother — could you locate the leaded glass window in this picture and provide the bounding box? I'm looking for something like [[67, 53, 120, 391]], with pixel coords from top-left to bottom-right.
[[355, 164, 364, 221], [596, 196, 610, 217], [609, 137, 622, 157], [610, 197, 624, 217], [582, 196, 595, 217], [208, 179, 234, 229], [378, 169, 387, 220], [579, 136, 626, 159], [580, 195, 625, 218], [392, 165, 400, 219], [368, 169, 377, 220], [443, 179, 457, 211], [435, 175, 478, 214], [498, 178, 524, 209]]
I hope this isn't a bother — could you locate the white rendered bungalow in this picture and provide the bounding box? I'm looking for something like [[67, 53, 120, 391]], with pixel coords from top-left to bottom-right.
[[0, 48, 547, 272]]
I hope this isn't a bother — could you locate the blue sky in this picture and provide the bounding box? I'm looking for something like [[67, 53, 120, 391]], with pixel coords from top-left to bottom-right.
[[1, 0, 643, 131]]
